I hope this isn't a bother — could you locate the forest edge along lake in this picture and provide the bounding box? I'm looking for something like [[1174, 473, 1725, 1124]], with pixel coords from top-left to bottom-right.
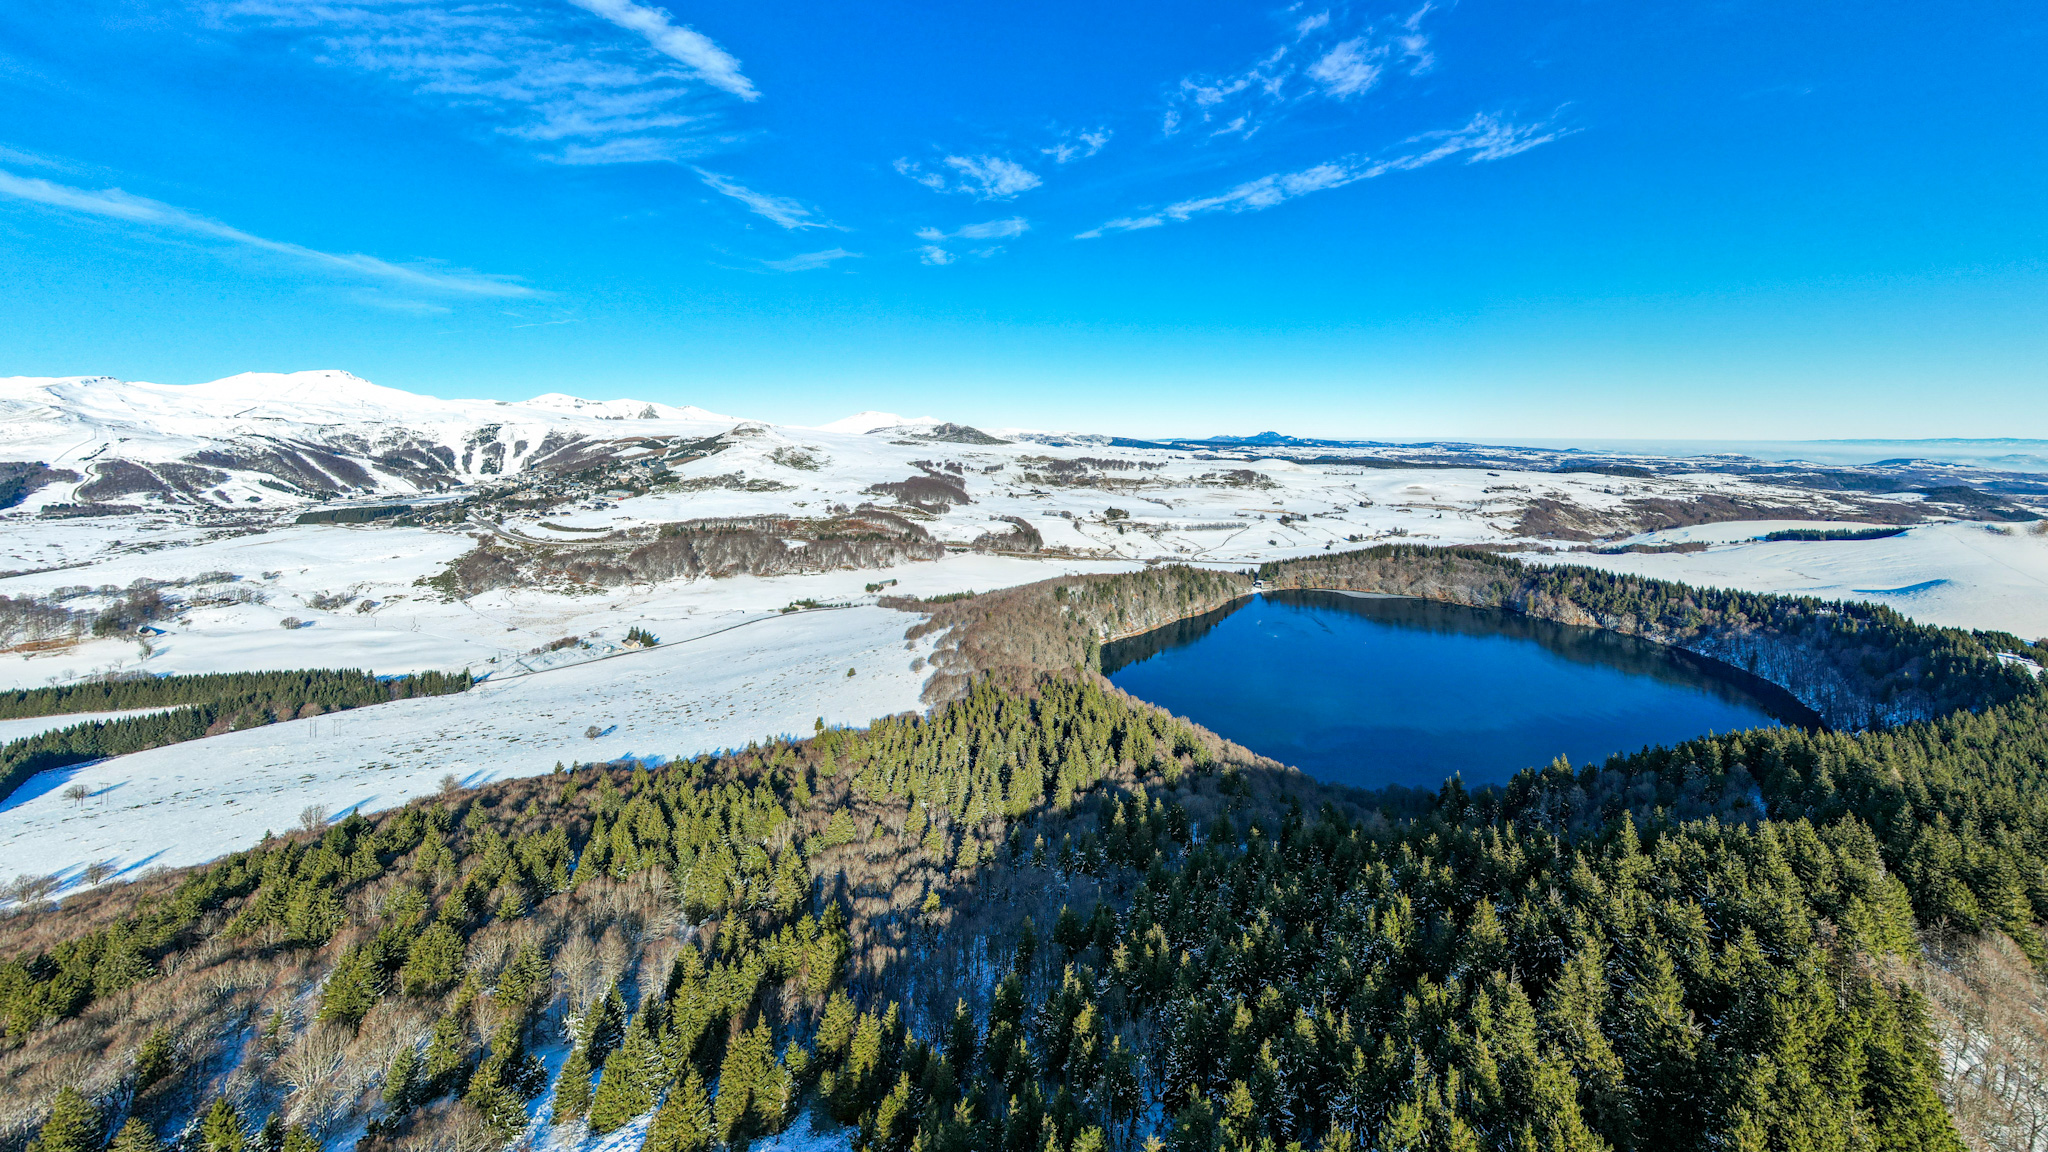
[[1102, 589, 1822, 792]]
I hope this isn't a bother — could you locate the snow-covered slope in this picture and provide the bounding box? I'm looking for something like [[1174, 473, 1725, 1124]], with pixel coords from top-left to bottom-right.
[[0, 371, 744, 510]]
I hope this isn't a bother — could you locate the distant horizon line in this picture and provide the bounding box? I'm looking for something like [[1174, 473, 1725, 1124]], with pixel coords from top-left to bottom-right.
[[8, 370, 2043, 453]]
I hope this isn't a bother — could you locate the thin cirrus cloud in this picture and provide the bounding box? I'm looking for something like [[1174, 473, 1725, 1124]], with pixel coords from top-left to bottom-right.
[[894, 155, 1043, 200], [915, 217, 1029, 242], [763, 248, 860, 272], [212, 0, 756, 165], [1042, 129, 1112, 164], [695, 169, 832, 229], [1077, 112, 1563, 238], [563, 0, 757, 101], [1164, 4, 1436, 137], [0, 167, 533, 298], [914, 217, 1028, 266]]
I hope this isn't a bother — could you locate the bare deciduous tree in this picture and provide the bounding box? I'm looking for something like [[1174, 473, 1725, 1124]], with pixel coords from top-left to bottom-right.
[[1922, 932, 2048, 1151]]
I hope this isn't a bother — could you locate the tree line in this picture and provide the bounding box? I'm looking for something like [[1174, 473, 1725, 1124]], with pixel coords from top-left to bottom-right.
[[0, 670, 472, 802]]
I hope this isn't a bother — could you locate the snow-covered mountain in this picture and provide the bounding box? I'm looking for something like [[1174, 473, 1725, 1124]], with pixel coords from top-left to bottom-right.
[[0, 371, 744, 509]]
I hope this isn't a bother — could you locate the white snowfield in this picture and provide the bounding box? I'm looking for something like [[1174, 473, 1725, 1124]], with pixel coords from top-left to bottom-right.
[[1558, 520, 2048, 640], [2, 370, 2045, 893], [0, 707, 177, 746], [0, 607, 938, 880]]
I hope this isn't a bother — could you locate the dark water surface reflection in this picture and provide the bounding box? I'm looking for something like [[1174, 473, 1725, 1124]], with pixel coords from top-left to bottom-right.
[[1103, 591, 1818, 791]]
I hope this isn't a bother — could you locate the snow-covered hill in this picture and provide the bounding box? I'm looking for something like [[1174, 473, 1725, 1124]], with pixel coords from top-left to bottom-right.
[[0, 370, 741, 510]]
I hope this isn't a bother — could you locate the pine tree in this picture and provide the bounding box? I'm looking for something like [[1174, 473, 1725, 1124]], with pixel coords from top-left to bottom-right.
[[134, 1027, 174, 1092], [643, 1069, 711, 1152], [1621, 947, 1702, 1144], [107, 1119, 163, 1152], [554, 1043, 594, 1122], [29, 1088, 100, 1152], [588, 1013, 658, 1134], [317, 943, 384, 1025], [384, 1045, 421, 1113], [423, 1011, 474, 1098], [199, 1098, 246, 1152], [400, 921, 464, 996], [277, 1129, 318, 1152], [715, 1020, 773, 1146]]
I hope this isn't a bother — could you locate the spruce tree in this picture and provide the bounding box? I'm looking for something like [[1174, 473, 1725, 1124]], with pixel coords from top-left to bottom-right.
[[587, 983, 628, 1065], [107, 1119, 163, 1152], [317, 943, 384, 1026], [1621, 946, 1703, 1144], [554, 1043, 594, 1122], [133, 1028, 174, 1092], [199, 1098, 246, 1152], [399, 921, 464, 996], [642, 1070, 711, 1152], [588, 1013, 657, 1134], [29, 1088, 99, 1152], [384, 1045, 421, 1113], [422, 1011, 473, 1098]]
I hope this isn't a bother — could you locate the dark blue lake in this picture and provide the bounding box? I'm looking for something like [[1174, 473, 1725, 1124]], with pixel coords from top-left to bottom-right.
[[1103, 590, 1818, 791]]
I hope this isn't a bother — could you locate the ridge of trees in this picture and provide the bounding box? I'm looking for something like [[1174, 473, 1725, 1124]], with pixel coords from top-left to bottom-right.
[[893, 548, 2038, 730], [1256, 545, 2040, 728]]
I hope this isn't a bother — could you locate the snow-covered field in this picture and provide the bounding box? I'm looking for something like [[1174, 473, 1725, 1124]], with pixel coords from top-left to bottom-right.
[[4, 370, 2045, 893], [0, 606, 941, 881], [0, 706, 177, 745], [1558, 521, 2048, 638]]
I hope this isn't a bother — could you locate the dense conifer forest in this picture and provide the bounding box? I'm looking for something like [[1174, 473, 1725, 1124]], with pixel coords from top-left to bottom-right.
[[1, 551, 2045, 1152]]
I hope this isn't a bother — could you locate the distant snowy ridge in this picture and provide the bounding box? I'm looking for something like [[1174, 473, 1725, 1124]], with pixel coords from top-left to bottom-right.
[[814, 411, 943, 434], [0, 370, 747, 511]]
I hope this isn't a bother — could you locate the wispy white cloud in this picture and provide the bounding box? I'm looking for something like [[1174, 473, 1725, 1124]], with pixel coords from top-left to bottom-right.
[[562, 0, 756, 100], [763, 247, 860, 272], [914, 217, 1029, 242], [695, 169, 830, 229], [0, 167, 533, 297], [917, 245, 956, 266], [1164, 4, 1436, 136], [1077, 112, 1565, 238], [1396, 4, 1436, 74], [0, 144, 83, 174], [1165, 46, 1289, 137], [210, 0, 751, 165], [1042, 128, 1112, 164], [894, 155, 1042, 200], [1307, 38, 1386, 98]]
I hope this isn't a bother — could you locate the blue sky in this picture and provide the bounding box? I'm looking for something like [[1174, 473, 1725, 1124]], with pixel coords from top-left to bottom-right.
[[1, 0, 2044, 438]]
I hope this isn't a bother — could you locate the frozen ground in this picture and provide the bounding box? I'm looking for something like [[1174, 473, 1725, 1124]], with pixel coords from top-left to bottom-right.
[[0, 540, 1137, 689], [0, 706, 177, 745], [1544, 521, 2048, 638], [0, 606, 946, 881]]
